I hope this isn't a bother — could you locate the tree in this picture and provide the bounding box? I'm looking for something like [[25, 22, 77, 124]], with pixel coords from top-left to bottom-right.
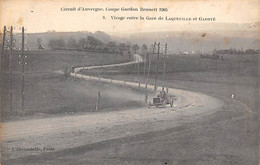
[[119, 43, 126, 49], [106, 41, 117, 48], [118, 43, 127, 54], [67, 38, 77, 49], [87, 36, 103, 49], [126, 44, 131, 51], [245, 49, 257, 54], [149, 44, 155, 53], [141, 44, 148, 54], [126, 42, 132, 53], [132, 44, 140, 54], [48, 38, 66, 49], [78, 38, 87, 49]]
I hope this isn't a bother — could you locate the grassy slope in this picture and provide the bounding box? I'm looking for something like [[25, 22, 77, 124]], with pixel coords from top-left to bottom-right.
[[94, 54, 259, 110], [1, 50, 139, 122]]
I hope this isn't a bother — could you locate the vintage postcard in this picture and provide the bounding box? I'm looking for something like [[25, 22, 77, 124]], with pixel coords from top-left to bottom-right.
[[0, 0, 259, 164]]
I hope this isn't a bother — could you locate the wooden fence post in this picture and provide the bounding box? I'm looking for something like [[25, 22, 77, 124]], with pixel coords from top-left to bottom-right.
[[95, 91, 101, 111], [145, 91, 148, 104]]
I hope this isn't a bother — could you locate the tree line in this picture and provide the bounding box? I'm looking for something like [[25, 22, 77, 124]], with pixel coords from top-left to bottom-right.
[[48, 36, 149, 55], [213, 48, 259, 55]]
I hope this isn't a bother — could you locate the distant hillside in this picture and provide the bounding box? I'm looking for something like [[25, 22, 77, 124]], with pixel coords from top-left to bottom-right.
[[114, 30, 260, 53], [23, 31, 111, 50], [113, 22, 260, 53], [1, 22, 259, 52]]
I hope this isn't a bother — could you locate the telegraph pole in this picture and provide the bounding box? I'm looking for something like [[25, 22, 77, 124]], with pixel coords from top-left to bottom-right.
[[154, 42, 160, 91], [145, 42, 156, 104], [145, 42, 156, 90], [1, 26, 6, 72], [143, 53, 147, 77], [9, 26, 13, 111], [137, 56, 140, 87], [144, 56, 152, 104], [1, 26, 7, 114], [162, 43, 167, 90], [98, 56, 102, 81], [96, 56, 102, 112], [21, 27, 25, 111], [1, 26, 7, 78]]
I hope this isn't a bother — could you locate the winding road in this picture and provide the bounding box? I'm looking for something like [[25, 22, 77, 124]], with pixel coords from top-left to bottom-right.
[[1, 54, 223, 161]]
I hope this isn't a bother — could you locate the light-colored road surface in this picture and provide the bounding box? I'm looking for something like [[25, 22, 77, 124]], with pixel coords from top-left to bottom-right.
[[73, 53, 143, 73], [1, 54, 223, 161]]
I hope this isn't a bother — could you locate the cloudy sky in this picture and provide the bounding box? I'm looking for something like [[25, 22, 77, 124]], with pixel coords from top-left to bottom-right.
[[1, 0, 259, 34]]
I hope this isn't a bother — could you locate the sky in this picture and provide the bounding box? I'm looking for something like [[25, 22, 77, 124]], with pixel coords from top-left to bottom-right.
[[0, 0, 260, 34]]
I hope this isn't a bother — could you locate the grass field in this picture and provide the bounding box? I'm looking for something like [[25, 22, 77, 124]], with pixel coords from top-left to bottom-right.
[[1, 50, 139, 122], [87, 53, 259, 110], [78, 53, 259, 165], [8, 50, 129, 72]]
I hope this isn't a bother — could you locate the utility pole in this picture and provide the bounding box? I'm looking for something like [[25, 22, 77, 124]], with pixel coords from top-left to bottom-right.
[[1, 26, 7, 114], [137, 56, 140, 87], [143, 53, 147, 77], [145, 42, 156, 104], [145, 56, 152, 104], [96, 57, 102, 112], [1, 26, 6, 76], [154, 42, 160, 91], [21, 27, 25, 111], [98, 56, 101, 81], [145, 42, 156, 90], [1, 26, 6, 73], [135, 58, 137, 76], [162, 43, 167, 90], [9, 26, 13, 111]]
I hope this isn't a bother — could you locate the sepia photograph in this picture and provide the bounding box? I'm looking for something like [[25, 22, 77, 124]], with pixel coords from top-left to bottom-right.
[[0, 0, 259, 164]]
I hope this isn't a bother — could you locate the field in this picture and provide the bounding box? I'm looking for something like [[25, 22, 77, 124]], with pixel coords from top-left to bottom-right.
[[77, 53, 259, 165], [89, 53, 259, 111], [1, 50, 141, 122]]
